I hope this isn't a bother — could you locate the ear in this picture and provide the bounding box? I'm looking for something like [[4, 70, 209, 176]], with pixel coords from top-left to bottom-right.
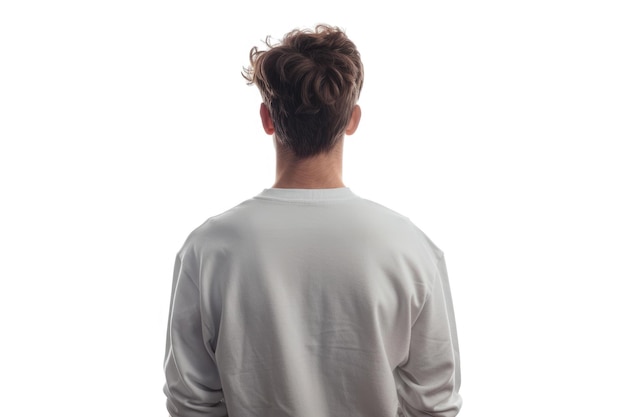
[[345, 105, 361, 136], [260, 103, 275, 135]]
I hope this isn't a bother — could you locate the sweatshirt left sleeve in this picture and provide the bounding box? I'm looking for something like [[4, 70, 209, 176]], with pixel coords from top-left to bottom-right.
[[163, 251, 227, 417]]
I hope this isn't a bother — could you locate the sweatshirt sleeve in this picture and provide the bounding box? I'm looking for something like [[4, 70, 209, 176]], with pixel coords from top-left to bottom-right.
[[396, 254, 462, 417], [163, 251, 227, 417]]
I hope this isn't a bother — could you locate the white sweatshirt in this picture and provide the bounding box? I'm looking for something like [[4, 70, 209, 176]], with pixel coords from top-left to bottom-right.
[[164, 188, 462, 417]]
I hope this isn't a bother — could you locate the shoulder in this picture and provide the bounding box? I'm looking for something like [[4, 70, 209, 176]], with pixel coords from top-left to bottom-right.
[[178, 198, 255, 254], [361, 197, 442, 245], [348, 196, 444, 262]]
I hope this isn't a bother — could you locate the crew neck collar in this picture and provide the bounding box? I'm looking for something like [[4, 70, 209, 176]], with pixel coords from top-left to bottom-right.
[[255, 187, 358, 202]]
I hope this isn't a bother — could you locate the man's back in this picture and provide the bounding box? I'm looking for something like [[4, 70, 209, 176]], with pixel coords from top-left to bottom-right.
[[164, 188, 461, 417]]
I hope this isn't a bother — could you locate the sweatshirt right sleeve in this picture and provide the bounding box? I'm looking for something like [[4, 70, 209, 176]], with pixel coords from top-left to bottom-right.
[[395, 254, 462, 417]]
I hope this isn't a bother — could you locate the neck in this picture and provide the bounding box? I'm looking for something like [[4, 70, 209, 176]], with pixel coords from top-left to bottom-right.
[[273, 140, 345, 189]]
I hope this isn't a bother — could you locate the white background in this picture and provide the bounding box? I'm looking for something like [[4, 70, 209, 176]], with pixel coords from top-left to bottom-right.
[[1, 1, 624, 416]]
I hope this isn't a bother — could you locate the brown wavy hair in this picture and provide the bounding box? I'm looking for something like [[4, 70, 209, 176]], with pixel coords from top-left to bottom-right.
[[243, 24, 364, 158]]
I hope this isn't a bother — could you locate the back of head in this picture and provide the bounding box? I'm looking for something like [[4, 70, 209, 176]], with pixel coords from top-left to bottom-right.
[[244, 24, 364, 158]]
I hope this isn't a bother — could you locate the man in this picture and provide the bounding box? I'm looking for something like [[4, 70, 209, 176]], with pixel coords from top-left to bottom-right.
[[163, 24, 462, 417]]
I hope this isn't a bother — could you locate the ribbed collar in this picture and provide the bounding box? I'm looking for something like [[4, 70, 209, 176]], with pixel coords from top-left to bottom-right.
[[255, 187, 358, 202]]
